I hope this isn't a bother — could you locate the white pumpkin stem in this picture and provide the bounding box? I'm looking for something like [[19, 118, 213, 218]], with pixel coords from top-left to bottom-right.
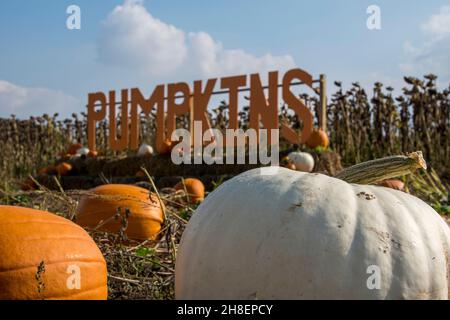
[[334, 151, 427, 184]]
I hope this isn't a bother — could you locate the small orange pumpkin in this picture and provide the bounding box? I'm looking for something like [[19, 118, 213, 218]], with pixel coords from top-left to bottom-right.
[[174, 178, 205, 204], [67, 143, 83, 155], [285, 163, 297, 170], [87, 150, 98, 158], [156, 139, 172, 155], [0, 205, 107, 300], [306, 129, 329, 149], [56, 162, 72, 176], [76, 184, 164, 240], [377, 179, 405, 191]]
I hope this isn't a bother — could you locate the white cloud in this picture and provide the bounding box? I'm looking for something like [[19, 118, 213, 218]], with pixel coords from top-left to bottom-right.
[[0, 80, 80, 118], [98, 0, 186, 75], [98, 0, 296, 78], [400, 6, 450, 82], [421, 5, 450, 39], [187, 31, 295, 77]]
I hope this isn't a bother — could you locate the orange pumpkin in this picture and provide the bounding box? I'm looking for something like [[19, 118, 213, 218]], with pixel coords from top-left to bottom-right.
[[87, 150, 98, 158], [285, 163, 297, 170], [174, 178, 205, 204], [76, 184, 164, 240], [67, 143, 83, 155], [306, 129, 329, 149], [377, 179, 405, 191], [0, 205, 107, 300], [56, 162, 72, 176], [156, 139, 172, 155]]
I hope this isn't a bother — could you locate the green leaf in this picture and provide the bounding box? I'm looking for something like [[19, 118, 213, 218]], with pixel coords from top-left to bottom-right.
[[135, 247, 154, 257]]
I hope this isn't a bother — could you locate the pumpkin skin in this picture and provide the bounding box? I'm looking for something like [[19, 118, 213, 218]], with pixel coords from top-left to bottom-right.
[[287, 151, 315, 172], [88, 150, 98, 158], [156, 139, 172, 155], [377, 179, 405, 191], [285, 163, 297, 170], [176, 167, 450, 299], [306, 129, 329, 149], [0, 206, 107, 300], [76, 184, 164, 240], [174, 178, 205, 204], [56, 162, 72, 176]]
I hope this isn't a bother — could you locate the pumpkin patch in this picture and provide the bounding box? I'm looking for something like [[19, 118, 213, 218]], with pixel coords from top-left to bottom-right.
[[0, 8, 449, 300]]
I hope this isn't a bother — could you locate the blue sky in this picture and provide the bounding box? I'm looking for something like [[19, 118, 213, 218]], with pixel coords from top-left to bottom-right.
[[1, 0, 449, 118]]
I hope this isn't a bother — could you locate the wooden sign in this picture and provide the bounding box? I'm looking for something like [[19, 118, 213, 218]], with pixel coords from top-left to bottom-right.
[[87, 68, 326, 152]]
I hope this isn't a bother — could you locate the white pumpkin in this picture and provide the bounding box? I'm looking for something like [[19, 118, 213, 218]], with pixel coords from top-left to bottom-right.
[[175, 156, 450, 299], [137, 144, 154, 157], [287, 151, 314, 172], [76, 147, 90, 156]]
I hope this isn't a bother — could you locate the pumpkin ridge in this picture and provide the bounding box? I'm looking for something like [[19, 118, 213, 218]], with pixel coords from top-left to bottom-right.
[[384, 188, 441, 297], [0, 206, 108, 300], [0, 235, 101, 242], [0, 218, 75, 226], [79, 195, 156, 204], [363, 187, 397, 298], [0, 260, 106, 274], [78, 210, 163, 220]]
